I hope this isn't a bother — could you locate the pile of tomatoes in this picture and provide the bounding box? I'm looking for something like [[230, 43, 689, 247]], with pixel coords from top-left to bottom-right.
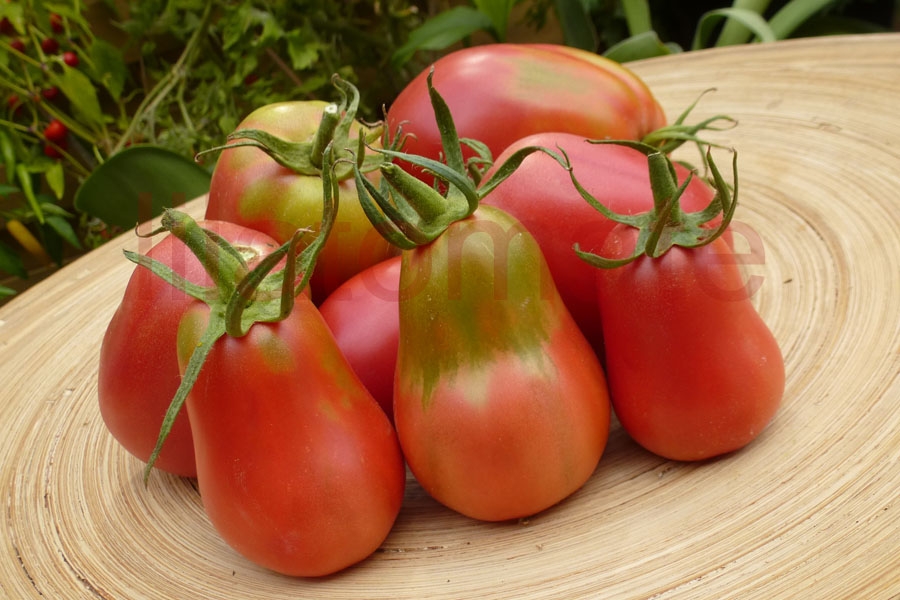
[[97, 44, 784, 578]]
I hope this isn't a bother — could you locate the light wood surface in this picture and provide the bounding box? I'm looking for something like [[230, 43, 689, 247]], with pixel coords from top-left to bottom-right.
[[2, 33, 899, 599]]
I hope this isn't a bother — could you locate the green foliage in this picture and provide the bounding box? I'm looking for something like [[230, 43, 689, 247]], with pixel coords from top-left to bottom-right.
[[0, 0, 426, 297], [394, 0, 895, 65], [592, 0, 894, 59]]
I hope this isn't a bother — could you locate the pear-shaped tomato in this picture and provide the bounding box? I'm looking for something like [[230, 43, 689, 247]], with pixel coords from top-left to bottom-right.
[[98, 221, 280, 477], [394, 204, 610, 521], [578, 147, 783, 461], [594, 229, 784, 461], [176, 295, 406, 576]]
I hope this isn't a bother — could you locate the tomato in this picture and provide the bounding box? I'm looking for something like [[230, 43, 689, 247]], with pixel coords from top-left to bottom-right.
[[205, 99, 396, 303], [594, 230, 784, 461], [386, 43, 666, 183], [318, 256, 401, 420], [481, 133, 720, 352], [357, 71, 610, 521], [393, 205, 610, 521], [98, 221, 280, 477], [175, 293, 406, 577], [578, 148, 784, 461]]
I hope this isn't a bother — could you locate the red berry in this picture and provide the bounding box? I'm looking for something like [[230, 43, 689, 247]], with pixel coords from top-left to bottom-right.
[[43, 119, 67, 143], [41, 86, 59, 101], [43, 138, 67, 159], [10, 38, 25, 52], [49, 13, 64, 34], [41, 38, 59, 54], [7, 94, 18, 108], [0, 17, 13, 35], [44, 145, 61, 159], [62, 51, 78, 67], [243, 73, 259, 85]]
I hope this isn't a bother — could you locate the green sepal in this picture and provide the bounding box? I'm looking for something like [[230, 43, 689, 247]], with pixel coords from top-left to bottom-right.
[[143, 309, 226, 484], [355, 69, 574, 249], [122, 250, 216, 303], [639, 89, 738, 166], [573, 144, 738, 269], [196, 76, 385, 180]]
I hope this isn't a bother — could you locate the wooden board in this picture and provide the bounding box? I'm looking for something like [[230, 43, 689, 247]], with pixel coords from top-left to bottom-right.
[[1, 33, 899, 599]]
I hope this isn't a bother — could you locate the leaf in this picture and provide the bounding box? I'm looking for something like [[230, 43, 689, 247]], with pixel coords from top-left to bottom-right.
[[0, 3, 25, 34], [0, 285, 15, 298], [391, 6, 494, 67], [90, 38, 129, 101], [44, 214, 82, 250], [45, 162, 65, 200], [0, 128, 16, 184], [15, 165, 43, 224], [553, 0, 598, 51], [40, 220, 64, 265], [620, 0, 652, 35], [472, 0, 515, 40], [0, 239, 27, 279], [715, 0, 772, 46], [74, 146, 211, 229], [767, 0, 838, 39], [603, 31, 680, 62], [38, 199, 75, 219], [51, 67, 105, 131], [286, 33, 322, 71], [692, 8, 776, 50]]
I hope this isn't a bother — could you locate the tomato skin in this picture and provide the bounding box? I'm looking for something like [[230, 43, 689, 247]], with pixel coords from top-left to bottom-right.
[[98, 222, 279, 477], [176, 297, 406, 577], [394, 205, 610, 521], [318, 256, 401, 420], [482, 133, 718, 351], [205, 101, 396, 303], [386, 43, 666, 182], [595, 228, 784, 461]]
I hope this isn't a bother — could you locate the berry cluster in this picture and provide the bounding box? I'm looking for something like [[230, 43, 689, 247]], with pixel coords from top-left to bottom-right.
[[2, 11, 79, 160]]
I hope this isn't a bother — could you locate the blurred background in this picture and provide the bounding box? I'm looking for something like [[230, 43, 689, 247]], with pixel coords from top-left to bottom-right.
[[1, 0, 897, 303]]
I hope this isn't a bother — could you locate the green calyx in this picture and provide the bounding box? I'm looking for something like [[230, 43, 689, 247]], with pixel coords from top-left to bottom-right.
[[195, 75, 385, 180], [127, 142, 341, 483], [573, 140, 738, 269], [354, 68, 562, 250], [640, 88, 738, 164]]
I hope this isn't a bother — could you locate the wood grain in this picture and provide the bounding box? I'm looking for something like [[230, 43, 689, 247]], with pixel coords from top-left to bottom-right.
[[2, 33, 899, 599]]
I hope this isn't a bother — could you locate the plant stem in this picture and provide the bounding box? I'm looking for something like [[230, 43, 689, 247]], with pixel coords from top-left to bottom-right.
[[112, 0, 214, 155]]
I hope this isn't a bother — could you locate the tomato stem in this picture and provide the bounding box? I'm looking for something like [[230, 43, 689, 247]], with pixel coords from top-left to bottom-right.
[[355, 69, 566, 249], [310, 103, 340, 169], [197, 76, 385, 180], [573, 144, 738, 269]]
